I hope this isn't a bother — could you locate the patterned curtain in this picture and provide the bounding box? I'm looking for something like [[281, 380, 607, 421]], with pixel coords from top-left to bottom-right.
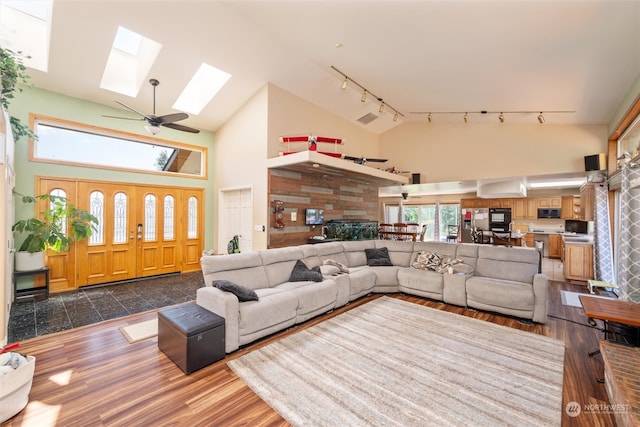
[[593, 184, 615, 283], [617, 163, 640, 302]]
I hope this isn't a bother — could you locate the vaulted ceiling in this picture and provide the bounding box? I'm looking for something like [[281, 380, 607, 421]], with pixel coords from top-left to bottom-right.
[[19, 0, 640, 136]]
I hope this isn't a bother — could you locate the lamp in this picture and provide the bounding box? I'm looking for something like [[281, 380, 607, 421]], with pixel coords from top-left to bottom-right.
[[537, 112, 545, 124], [145, 124, 161, 135], [331, 65, 404, 121]]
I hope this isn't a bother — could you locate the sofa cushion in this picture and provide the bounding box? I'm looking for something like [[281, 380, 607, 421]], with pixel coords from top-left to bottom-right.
[[398, 267, 444, 295], [260, 247, 306, 287], [475, 246, 539, 283], [343, 240, 376, 267], [466, 276, 535, 311], [238, 288, 298, 336], [213, 279, 259, 302], [374, 240, 415, 267], [289, 260, 322, 282], [275, 279, 338, 317]]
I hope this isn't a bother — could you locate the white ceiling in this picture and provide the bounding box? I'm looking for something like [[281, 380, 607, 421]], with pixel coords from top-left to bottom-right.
[[6, 1, 640, 195], [19, 0, 640, 136]]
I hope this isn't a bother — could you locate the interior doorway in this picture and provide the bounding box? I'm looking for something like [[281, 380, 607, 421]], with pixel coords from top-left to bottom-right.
[[218, 187, 253, 254]]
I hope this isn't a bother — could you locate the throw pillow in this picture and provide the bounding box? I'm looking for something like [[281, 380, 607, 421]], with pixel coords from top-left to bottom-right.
[[365, 247, 393, 267], [411, 251, 442, 270], [289, 260, 323, 282], [213, 280, 259, 302], [323, 258, 349, 273]]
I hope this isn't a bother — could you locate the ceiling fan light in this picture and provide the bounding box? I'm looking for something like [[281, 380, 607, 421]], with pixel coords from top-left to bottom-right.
[[145, 124, 161, 135], [341, 78, 348, 90], [464, 113, 468, 123], [538, 112, 545, 124], [498, 113, 505, 123], [361, 90, 367, 103], [427, 113, 432, 123], [379, 102, 385, 113], [393, 111, 399, 121]]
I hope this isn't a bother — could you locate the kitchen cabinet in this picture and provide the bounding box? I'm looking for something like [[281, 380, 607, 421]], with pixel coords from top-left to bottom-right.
[[488, 198, 513, 208], [537, 197, 562, 208], [461, 198, 487, 209], [580, 184, 595, 221], [548, 234, 562, 258], [561, 196, 581, 219], [513, 198, 537, 220], [564, 243, 594, 281]]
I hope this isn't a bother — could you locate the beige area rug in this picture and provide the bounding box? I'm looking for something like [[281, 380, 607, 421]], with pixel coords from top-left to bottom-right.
[[228, 297, 565, 427], [118, 319, 158, 343]]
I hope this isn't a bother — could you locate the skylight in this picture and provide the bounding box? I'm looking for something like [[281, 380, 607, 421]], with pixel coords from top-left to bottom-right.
[[528, 178, 586, 189], [173, 63, 231, 115], [99, 26, 162, 97], [0, 0, 53, 72]]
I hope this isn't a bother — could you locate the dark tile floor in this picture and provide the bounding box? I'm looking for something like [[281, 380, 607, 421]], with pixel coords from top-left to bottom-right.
[[8, 271, 204, 343]]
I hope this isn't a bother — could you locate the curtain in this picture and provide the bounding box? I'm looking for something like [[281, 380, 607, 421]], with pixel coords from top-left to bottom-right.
[[434, 201, 440, 242], [617, 163, 640, 302], [593, 184, 615, 283]]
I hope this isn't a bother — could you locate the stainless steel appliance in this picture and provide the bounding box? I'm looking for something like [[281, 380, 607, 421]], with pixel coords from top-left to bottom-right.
[[565, 219, 589, 234], [489, 208, 512, 231], [461, 208, 489, 242], [538, 208, 561, 219]]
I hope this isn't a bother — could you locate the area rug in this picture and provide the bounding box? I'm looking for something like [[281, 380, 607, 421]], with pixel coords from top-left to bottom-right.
[[118, 319, 157, 343], [560, 290, 614, 308], [227, 297, 565, 427]]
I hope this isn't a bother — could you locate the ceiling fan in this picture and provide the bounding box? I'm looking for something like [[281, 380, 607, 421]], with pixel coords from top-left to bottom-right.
[[103, 78, 200, 135]]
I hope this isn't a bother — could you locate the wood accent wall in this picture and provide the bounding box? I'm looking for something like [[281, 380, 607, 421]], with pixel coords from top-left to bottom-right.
[[268, 169, 379, 248]]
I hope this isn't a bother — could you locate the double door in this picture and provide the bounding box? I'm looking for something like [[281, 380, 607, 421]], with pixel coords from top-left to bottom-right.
[[38, 178, 203, 291]]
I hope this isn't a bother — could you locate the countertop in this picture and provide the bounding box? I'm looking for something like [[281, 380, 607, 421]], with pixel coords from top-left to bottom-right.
[[526, 230, 594, 244]]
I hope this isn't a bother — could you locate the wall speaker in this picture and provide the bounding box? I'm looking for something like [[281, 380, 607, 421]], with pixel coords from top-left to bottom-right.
[[584, 153, 606, 171], [412, 173, 421, 184]]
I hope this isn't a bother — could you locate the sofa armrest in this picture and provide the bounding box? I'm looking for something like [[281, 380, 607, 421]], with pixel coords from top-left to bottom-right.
[[532, 273, 549, 324], [197, 287, 240, 353], [443, 267, 474, 306]]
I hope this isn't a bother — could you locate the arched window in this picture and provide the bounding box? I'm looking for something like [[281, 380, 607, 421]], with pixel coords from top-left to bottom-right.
[[144, 194, 156, 241], [113, 192, 127, 244], [164, 195, 175, 240], [89, 191, 105, 245], [188, 196, 198, 238]]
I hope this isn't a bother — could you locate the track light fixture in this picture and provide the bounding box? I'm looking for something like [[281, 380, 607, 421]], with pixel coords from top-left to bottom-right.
[[331, 65, 404, 122], [412, 109, 574, 124]]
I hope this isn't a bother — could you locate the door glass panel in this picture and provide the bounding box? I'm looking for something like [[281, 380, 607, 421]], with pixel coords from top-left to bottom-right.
[[113, 192, 127, 244], [188, 196, 197, 238], [89, 191, 104, 245], [50, 189, 67, 236], [163, 195, 175, 240], [144, 194, 156, 241]]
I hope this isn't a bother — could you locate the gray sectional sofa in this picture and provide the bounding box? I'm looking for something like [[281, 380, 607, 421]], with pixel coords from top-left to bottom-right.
[[197, 240, 548, 353]]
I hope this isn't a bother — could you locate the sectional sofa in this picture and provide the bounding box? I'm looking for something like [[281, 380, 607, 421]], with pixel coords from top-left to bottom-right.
[[197, 240, 548, 353]]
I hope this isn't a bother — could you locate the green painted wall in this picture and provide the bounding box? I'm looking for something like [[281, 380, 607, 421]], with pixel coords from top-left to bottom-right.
[[10, 86, 216, 249]]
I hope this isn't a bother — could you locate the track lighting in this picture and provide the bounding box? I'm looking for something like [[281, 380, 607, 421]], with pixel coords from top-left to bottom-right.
[[412, 110, 574, 123], [331, 65, 404, 121]]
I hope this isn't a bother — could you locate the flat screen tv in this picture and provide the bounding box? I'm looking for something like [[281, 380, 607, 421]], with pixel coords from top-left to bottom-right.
[[305, 208, 324, 225]]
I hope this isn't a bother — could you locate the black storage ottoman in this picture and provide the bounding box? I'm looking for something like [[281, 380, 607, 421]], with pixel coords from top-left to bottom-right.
[[158, 302, 225, 374]]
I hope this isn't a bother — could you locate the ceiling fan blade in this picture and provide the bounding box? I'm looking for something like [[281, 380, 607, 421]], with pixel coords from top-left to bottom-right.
[[156, 112, 189, 124], [114, 100, 154, 121], [101, 114, 145, 121], [162, 122, 200, 134]]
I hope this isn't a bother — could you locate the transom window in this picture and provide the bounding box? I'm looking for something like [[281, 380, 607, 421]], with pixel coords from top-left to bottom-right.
[[30, 114, 207, 177]]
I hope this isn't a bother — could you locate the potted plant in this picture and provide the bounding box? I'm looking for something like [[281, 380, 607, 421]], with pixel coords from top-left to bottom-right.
[[0, 47, 36, 141], [12, 194, 99, 271]]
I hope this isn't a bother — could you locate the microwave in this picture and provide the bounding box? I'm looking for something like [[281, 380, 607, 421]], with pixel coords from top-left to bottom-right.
[[537, 208, 561, 219], [565, 219, 589, 234]]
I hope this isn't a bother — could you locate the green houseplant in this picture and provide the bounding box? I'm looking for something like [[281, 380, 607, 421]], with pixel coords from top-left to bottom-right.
[[0, 47, 36, 141], [12, 194, 99, 270]]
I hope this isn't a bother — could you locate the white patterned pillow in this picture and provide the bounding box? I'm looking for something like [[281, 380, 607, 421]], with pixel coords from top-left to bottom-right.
[[411, 251, 463, 273]]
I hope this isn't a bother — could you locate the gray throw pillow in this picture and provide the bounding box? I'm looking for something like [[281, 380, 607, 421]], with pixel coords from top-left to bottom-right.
[[289, 260, 323, 282], [365, 247, 393, 266], [213, 279, 259, 302]]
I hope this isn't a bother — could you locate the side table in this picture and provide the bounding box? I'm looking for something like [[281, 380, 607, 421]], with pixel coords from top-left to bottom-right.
[[14, 267, 50, 298]]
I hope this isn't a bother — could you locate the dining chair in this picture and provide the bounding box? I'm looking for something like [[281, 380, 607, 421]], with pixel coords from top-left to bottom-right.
[[446, 224, 459, 242], [492, 231, 513, 247]]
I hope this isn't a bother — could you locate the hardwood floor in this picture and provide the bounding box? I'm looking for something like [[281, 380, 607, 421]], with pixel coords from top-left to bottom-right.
[[3, 280, 615, 426]]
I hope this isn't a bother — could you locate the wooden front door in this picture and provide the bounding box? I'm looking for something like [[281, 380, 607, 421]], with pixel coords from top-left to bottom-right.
[[38, 178, 203, 289]]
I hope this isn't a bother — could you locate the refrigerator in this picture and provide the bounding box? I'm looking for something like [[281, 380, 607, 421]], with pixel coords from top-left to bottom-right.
[[461, 208, 489, 243]]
